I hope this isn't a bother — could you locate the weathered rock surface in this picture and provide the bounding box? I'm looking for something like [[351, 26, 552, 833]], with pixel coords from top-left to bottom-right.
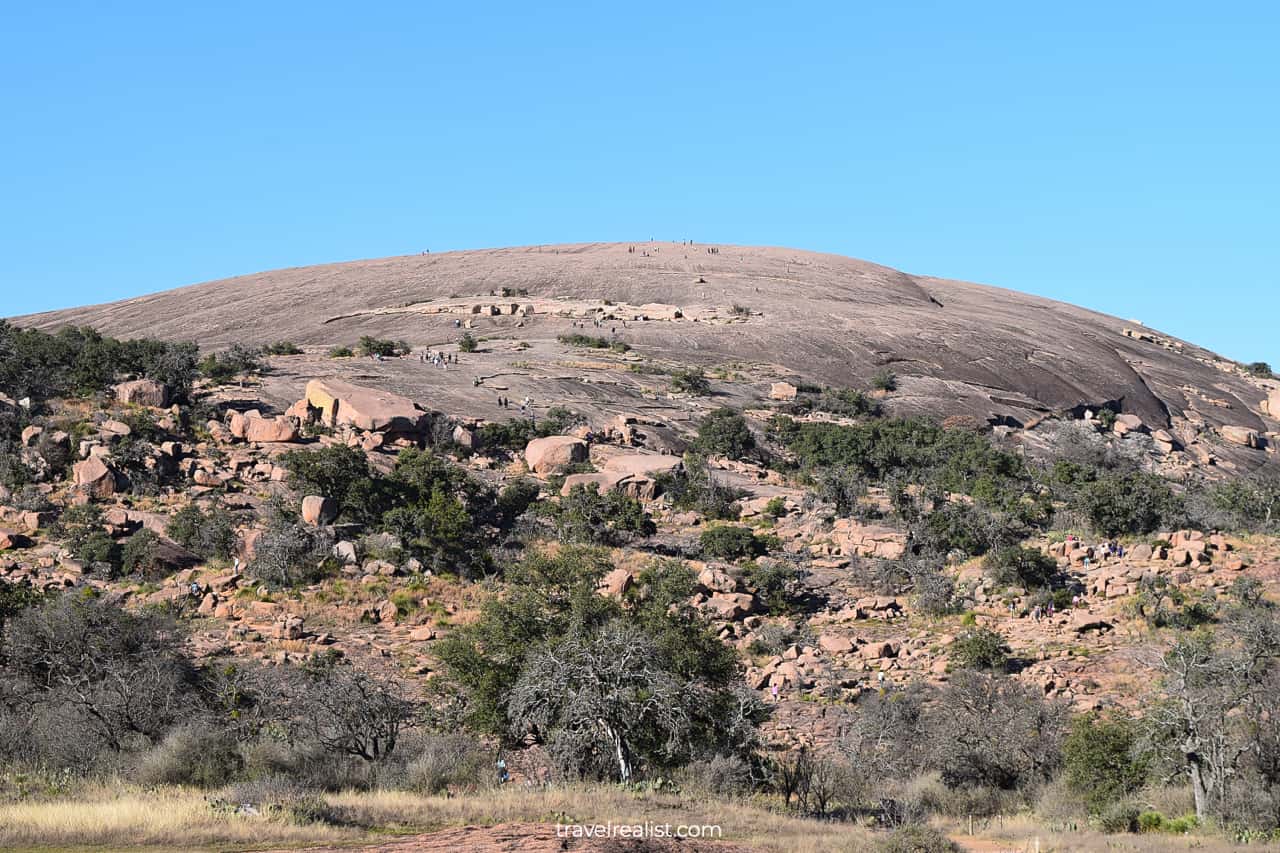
[[524, 435, 588, 474], [114, 379, 170, 407], [304, 379, 427, 433]]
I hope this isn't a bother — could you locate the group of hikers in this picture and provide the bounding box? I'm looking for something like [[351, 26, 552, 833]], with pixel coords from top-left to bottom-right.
[[420, 350, 456, 368]]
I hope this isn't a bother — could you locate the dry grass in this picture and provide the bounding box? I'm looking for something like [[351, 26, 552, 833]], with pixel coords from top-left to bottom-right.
[[0, 787, 357, 851], [950, 814, 1250, 853], [326, 785, 875, 852], [0, 784, 874, 853]]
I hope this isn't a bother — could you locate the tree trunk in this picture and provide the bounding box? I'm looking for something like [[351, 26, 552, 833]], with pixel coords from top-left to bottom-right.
[[1189, 756, 1209, 820], [608, 726, 632, 783]]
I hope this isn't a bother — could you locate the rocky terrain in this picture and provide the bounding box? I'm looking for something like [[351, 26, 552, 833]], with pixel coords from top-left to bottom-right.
[[4, 243, 1280, 851], [16, 242, 1278, 477]]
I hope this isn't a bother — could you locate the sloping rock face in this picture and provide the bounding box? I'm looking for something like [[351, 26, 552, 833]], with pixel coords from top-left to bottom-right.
[[13, 242, 1276, 476], [304, 379, 427, 433]]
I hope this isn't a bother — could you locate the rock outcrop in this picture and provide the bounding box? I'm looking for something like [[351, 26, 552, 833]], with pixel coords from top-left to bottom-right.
[[303, 379, 428, 434]]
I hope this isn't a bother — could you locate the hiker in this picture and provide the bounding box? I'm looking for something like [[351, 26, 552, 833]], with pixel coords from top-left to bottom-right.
[[189, 581, 202, 599], [496, 757, 509, 784], [770, 684, 779, 703]]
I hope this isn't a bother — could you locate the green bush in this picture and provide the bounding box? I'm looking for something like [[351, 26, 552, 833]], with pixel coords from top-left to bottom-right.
[[871, 368, 898, 391], [983, 546, 1057, 590], [458, 333, 478, 353], [552, 484, 654, 546], [262, 341, 303, 355], [1072, 470, 1184, 536], [199, 344, 263, 383], [670, 368, 711, 395], [700, 525, 766, 560], [1247, 361, 1273, 378], [121, 529, 164, 579], [0, 322, 199, 402], [135, 725, 244, 788], [328, 346, 353, 358], [166, 504, 239, 562], [556, 333, 629, 353], [742, 561, 797, 614], [949, 628, 1009, 671], [764, 496, 787, 518], [1062, 712, 1148, 813], [692, 408, 756, 460], [356, 336, 408, 357], [1137, 810, 1164, 832]]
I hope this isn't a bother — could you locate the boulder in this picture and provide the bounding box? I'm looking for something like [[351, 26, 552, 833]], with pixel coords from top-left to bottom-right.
[[73, 456, 118, 498], [1264, 389, 1280, 418], [20, 425, 43, 446], [244, 415, 300, 444], [599, 567, 634, 598], [769, 382, 798, 401], [599, 451, 684, 478], [703, 592, 756, 620], [1112, 413, 1144, 436], [115, 379, 170, 408], [303, 379, 427, 433], [1220, 425, 1260, 448], [301, 495, 338, 526], [525, 435, 588, 474]]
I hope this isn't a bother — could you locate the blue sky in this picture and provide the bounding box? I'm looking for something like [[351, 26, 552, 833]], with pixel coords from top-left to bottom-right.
[[2, 2, 1276, 365]]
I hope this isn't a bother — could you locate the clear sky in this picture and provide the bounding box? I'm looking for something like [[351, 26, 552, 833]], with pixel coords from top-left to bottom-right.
[[2, 2, 1276, 365]]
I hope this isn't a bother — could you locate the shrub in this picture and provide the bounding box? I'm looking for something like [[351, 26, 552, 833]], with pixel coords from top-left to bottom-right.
[[984, 546, 1057, 590], [685, 754, 752, 798], [1097, 801, 1141, 833], [399, 733, 491, 794], [743, 561, 798, 614], [701, 525, 765, 560], [553, 484, 654, 546], [812, 387, 880, 418], [1062, 712, 1148, 813], [356, 336, 408, 357], [1072, 470, 1184, 536], [166, 503, 239, 562], [280, 444, 387, 526], [949, 628, 1009, 671], [120, 529, 164, 579], [458, 332, 478, 353], [328, 345, 353, 358], [764, 496, 787, 517], [874, 825, 960, 853], [871, 368, 898, 391], [0, 322, 199, 402], [692, 408, 756, 460], [1247, 361, 1273, 378], [134, 724, 243, 788], [263, 341, 303, 355], [670, 368, 712, 395], [199, 344, 263, 383], [1137, 810, 1164, 832], [248, 511, 336, 587]]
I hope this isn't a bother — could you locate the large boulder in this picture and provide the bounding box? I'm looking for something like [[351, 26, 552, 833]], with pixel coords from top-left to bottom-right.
[[769, 381, 798, 401], [1220, 425, 1260, 448], [301, 495, 338, 526], [115, 379, 170, 408], [73, 456, 118, 498], [244, 415, 300, 444], [1264, 388, 1280, 418], [525, 435, 588, 474], [303, 379, 428, 433], [599, 451, 684, 478]]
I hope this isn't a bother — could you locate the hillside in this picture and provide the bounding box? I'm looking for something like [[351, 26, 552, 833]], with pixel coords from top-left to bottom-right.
[[14, 242, 1277, 479], [2, 243, 1280, 852]]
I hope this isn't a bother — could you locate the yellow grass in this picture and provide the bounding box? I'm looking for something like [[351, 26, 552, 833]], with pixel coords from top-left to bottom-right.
[[0, 787, 355, 852], [0, 784, 875, 852]]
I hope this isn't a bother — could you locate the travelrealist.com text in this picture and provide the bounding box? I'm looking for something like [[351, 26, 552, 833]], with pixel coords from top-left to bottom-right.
[[555, 822, 723, 839]]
